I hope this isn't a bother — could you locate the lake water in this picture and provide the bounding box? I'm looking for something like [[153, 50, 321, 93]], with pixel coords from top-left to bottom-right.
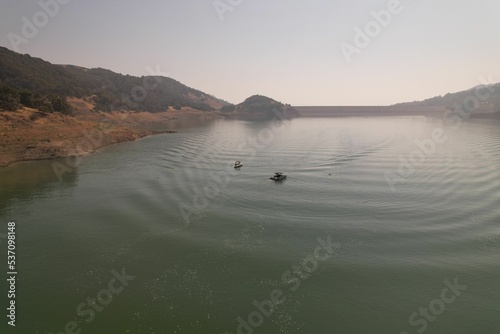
[[1, 116, 499, 334]]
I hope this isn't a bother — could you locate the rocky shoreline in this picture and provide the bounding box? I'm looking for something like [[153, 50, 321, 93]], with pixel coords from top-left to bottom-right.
[[4, 103, 496, 168], [0, 106, 217, 168]]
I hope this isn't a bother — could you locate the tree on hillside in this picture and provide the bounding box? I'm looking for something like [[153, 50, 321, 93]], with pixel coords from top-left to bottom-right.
[[49, 95, 72, 114], [0, 83, 20, 111]]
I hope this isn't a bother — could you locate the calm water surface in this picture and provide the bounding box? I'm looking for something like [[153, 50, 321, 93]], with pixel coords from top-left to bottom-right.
[[1, 117, 499, 334]]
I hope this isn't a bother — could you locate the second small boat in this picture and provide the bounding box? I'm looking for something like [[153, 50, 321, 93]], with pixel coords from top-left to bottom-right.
[[270, 172, 287, 181]]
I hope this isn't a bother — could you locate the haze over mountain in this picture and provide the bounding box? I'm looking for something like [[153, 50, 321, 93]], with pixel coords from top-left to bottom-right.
[[2, 1, 499, 105], [0, 47, 304, 118], [394, 82, 500, 113], [0, 46, 228, 113], [1, 46, 499, 117]]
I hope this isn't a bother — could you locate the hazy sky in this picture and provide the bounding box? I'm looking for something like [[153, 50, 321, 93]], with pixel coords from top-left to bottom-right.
[[1, 0, 499, 105]]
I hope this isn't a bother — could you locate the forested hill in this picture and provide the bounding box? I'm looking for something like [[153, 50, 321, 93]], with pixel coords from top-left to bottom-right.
[[0, 46, 228, 113], [394, 82, 500, 113], [221, 95, 299, 118]]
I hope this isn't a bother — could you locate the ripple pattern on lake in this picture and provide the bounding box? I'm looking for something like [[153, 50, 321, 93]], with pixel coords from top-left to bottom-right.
[[1, 117, 500, 333]]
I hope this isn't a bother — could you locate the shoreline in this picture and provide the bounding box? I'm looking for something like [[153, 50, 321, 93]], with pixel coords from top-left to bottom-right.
[[1, 129, 178, 169], [2, 105, 498, 168], [294, 106, 500, 118], [0, 106, 220, 168]]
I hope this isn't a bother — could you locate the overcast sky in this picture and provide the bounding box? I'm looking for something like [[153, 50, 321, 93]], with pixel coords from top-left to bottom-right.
[[1, 0, 499, 105]]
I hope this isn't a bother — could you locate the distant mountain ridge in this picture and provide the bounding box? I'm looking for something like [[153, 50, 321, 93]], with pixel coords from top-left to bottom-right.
[[393, 82, 500, 113], [0, 46, 228, 113], [6, 46, 495, 118]]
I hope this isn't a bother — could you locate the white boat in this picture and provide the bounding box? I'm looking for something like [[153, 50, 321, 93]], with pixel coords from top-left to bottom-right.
[[270, 172, 287, 181], [234, 161, 243, 168]]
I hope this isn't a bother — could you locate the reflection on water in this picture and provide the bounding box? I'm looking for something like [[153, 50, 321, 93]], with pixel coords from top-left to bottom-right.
[[0, 117, 499, 333], [0, 159, 78, 214], [132, 117, 219, 132]]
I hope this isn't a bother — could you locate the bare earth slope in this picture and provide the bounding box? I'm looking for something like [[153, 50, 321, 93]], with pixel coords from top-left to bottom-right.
[[0, 99, 218, 167]]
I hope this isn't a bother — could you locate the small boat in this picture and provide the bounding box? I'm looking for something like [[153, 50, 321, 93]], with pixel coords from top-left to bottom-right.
[[234, 161, 243, 168], [270, 172, 287, 181]]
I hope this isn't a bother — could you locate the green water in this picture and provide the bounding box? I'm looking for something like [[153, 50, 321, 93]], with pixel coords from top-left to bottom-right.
[[1, 117, 499, 334]]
